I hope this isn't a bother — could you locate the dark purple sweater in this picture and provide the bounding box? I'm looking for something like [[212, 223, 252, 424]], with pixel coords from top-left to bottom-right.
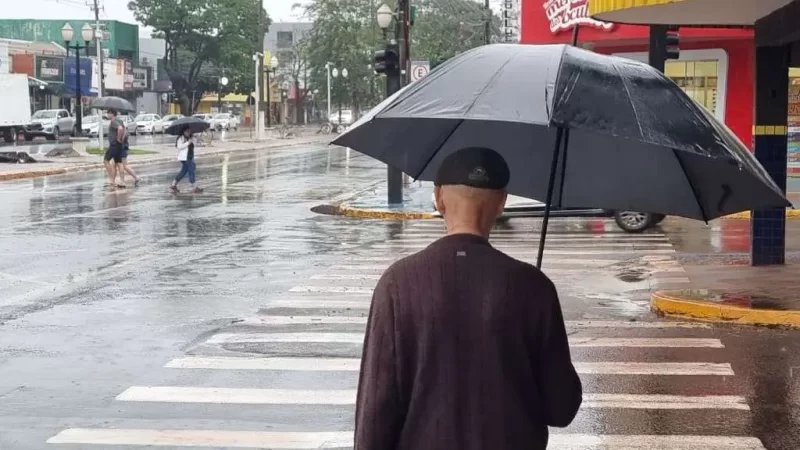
[[355, 233, 582, 450]]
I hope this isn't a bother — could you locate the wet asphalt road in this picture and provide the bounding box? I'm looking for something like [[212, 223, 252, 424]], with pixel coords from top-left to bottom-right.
[[1, 144, 799, 449]]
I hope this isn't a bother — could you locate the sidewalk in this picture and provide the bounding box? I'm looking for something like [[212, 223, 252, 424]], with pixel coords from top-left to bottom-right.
[[335, 179, 439, 219], [0, 132, 330, 182], [652, 261, 800, 327]]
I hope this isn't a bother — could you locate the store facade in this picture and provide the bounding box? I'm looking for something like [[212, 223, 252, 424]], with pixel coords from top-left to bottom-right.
[[521, 0, 755, 147]]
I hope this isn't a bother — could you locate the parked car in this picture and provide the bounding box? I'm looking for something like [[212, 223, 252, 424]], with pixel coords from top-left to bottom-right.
[[25, 109, 76, 141], [329, 110, 353, 125], [431, 193, 665, 233], [211, 113, 239, 131], [123, 115, 139, 136], [161, 114, 184, 131], [192, 113, 214, 124], [81, 115, 110, 137], [133, 114, 165, 135]]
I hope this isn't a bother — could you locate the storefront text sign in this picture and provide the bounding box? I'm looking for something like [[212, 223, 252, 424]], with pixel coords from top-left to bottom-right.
[[543, 0, 614, 34]]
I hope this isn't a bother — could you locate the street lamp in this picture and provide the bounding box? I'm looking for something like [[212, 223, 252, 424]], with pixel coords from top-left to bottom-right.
[[253, 52, 263, 140], [331, 67, 348, 125], [280, 80, 290, 125], [217, 74, 229, 111], [377, 3, 393, 36], [266, 55, 278, 128], [61, 22, 93, 137]]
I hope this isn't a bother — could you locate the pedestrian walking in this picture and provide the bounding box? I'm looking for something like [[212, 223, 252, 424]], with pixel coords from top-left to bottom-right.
[[105, 108, 139, 187], [354, 147, 582, 450], [170, 126, 202, 193]]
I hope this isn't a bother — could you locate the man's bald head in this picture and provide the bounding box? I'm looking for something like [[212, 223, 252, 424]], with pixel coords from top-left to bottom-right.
[[433, 147, 510, 237]]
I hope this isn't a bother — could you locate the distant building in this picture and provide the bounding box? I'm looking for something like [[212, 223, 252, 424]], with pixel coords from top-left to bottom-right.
[[264, 22, 313, 124], [264, 22, 312, 56]]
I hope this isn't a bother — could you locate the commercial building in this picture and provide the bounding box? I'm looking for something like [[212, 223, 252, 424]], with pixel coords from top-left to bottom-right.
[[265, 22, 312, 124]]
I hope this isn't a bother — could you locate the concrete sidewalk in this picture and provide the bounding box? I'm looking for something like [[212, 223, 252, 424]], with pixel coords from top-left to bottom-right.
[[652, 261, 800, 328], [0, 133, 331, 181]]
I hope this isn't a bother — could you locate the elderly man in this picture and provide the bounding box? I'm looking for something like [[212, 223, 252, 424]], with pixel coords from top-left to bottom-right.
[[355, 147, 582, 450]]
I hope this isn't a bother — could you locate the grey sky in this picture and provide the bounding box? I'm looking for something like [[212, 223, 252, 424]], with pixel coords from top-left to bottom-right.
[[4, 0, 308, 34]]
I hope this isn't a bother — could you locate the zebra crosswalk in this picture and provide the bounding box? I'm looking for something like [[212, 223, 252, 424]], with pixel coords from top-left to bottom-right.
[[46, 220, 765, 449]]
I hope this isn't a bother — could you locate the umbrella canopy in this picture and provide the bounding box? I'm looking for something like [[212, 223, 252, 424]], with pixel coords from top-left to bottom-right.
[[91, 96, 135, 112], [165, 116, 210, 135], [334, 44, 790, 223]]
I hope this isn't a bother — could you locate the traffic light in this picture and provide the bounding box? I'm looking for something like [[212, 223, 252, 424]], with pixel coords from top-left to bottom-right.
[[665, 25, 680, 60], [374, 44, 399, 75]]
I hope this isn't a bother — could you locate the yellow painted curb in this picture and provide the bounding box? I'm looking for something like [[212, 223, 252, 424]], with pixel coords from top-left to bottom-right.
[[651, 291, 800, 328], [723, 209, 800, 220], [336, 204, 438, 220]]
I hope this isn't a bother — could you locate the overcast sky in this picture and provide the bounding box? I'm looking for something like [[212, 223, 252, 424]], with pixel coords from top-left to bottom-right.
[[5, 0, 500, 32], [4, 0, 308, 35]]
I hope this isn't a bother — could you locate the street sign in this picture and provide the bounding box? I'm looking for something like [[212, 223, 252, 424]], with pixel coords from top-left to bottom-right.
[[410, 61, 430, 82]]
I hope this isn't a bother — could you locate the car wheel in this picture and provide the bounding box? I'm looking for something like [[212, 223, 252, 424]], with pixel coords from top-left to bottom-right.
[[3, 128, 16, 143], [614, 211, 654, 233], [47, 127, 59, 141]]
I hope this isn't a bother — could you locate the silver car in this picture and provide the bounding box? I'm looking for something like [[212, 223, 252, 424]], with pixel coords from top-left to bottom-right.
[[25, 109, 76, 141]]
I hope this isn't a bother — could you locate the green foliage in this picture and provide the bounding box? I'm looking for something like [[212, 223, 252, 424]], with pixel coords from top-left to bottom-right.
[[129, 0, 267, 114], [302, 0, 500, 116]]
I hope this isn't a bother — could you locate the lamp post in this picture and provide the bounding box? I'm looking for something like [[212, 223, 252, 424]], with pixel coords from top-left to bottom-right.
[[376, 4, 404, 204], [266, 55, 278, 128], [217, 74, 229, 112], [329, 65, 347, 126], [62, 23, 93, 138], [280, 81, 290, 125], [253, 52, 262, 140]]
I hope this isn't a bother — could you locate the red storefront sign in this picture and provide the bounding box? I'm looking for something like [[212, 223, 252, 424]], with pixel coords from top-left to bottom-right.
[[11, 54, 34, 77], [544, 0, 614, 34]]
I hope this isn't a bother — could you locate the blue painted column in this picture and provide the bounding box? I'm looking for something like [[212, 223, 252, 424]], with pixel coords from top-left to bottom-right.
[[751, 44, 790, 266]]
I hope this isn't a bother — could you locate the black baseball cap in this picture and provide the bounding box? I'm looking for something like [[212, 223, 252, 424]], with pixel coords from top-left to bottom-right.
[[434, 147, 510, 190]]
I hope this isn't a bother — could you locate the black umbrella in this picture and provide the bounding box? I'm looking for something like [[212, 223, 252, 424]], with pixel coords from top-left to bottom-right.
[[165, 116, 210, 135], [333, 44, 790, 268], [91, 96, 135, 112]]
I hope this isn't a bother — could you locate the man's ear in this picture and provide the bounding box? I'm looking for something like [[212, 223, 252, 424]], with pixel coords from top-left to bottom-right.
[[496, 192, 508, 218], [434, 185, 445, 216]]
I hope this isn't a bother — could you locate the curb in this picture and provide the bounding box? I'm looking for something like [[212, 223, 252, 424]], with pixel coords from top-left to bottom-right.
[[0, 137, 329, 182], [651, 291, 800, 328], [336, 204, 438, 220], [723, 209, 800, 220]]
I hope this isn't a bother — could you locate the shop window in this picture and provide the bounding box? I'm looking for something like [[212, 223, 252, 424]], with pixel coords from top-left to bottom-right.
[[789, 68, 800, 169], [665, 60, 719, 114]]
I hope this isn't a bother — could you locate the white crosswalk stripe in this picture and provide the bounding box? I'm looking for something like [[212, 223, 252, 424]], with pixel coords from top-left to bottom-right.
[[48, 221, 767, 449]]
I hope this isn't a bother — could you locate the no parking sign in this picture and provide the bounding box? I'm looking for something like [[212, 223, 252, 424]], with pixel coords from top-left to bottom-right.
[[410, 61, 430, 82]]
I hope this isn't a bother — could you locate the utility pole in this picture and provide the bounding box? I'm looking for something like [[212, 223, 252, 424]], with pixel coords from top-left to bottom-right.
[[484, 0, 491, 45], [257, 0, 264, 132], [92, 0, 105, 146]]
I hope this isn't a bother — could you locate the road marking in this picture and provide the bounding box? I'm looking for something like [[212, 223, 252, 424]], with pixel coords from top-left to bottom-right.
[[289, 286, 374, 294], [582, 393, 749, 410], [206, 332, 364, 344], [575, 362, 734, 376], [47, 429, 353, 448], [116, 387, 747, 410], [237, 316, 709, 329], [547, 434, 765, 448], [370, 246, 677, 255], [165, 356, 361, 371], [47, 429, 765, 448], [165, 357, 731, 376], [264, 299, 371, 309], [206, 332, 722, 348], [311, 273, 382, 280], [116, 387, 355, 404]]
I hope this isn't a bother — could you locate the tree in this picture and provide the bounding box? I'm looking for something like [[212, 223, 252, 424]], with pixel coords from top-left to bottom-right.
[[302, 0, 386, 118], [412, 0, 502, 68], [129, 0, 267, 115]]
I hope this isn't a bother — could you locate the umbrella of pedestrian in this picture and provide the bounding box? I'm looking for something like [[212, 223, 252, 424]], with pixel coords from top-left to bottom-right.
[[91, 96, 135, 113], [333, 44, 791, 268], [165, 116, 210, 135]]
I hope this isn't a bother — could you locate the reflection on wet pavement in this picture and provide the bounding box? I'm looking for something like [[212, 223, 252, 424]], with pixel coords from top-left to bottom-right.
[[0, 145, 798, 449]]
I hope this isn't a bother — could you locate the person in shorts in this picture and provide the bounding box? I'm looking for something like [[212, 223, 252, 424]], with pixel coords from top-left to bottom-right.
[[107, 109, 139, 187]]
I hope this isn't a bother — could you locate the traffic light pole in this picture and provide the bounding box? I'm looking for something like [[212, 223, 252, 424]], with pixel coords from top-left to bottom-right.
[[386, 0, 410, 205], [386, 69, 403, 204]]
